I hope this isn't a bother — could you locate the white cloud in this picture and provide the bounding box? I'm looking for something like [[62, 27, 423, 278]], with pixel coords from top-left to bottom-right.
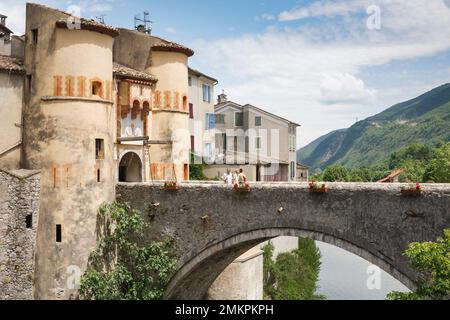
[[192, 0, 450, 146], [165, 27, 177, 34], [279, 0, 364, 21], [255, 13, 275, 22], [0, 0, 115, 34]]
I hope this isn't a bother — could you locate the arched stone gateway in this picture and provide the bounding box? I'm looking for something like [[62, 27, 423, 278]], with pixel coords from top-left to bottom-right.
[[119, 152, 143, 182], [116, 182, 450, 300]]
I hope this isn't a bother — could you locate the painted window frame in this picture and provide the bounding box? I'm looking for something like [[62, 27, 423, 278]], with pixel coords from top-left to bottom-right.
[[255, 116, 262, 127], [234, 112, 244, 127], [255, 136, 262, 150]]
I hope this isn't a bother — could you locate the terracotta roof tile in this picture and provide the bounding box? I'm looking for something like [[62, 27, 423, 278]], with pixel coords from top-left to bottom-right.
[[143, 33, 194, 57], [55, 19, 119, 38], [0, 55, 25, 73], [30, 3, 119, 37], [113, 63, 157, 83]]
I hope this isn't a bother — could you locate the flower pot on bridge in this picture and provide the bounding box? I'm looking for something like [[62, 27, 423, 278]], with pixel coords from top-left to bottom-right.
[[401, 184, 422, 197], [233, 183, 251, 193], [309, 181, 328, 194], [164, 181, 178, 191]]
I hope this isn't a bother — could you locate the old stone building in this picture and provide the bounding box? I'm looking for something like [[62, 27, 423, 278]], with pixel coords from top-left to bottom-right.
[[205, 93, 300, 181], [188, 68, 218, 162], [0, 3, 303, 301], [0, 3, 196, 299]]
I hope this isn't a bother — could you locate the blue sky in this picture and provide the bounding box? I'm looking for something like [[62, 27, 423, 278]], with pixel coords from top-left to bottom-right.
[[2, 0, 450, 147]]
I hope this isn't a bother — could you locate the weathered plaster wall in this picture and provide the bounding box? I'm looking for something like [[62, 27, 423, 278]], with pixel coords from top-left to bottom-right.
[[207, 247, 263, 300], [114, 29, 191, 181], [0, 169, 40, 300], [116, 181, 450, 300], [23, 4, 117, 300], [0, 72, 23, 170]]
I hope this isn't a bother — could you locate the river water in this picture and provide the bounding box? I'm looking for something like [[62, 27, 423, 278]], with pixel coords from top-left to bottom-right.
[[316, 242, 410, 300]]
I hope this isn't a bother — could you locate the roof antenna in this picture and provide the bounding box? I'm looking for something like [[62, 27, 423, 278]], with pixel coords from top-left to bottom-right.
[[95, 15, 106, 24], [134, 11, 153, 34]]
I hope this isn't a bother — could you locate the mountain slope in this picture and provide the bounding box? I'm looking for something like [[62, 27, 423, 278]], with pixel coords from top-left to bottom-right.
[[298, 84, 450, 171], [297, 129, 347, 164]]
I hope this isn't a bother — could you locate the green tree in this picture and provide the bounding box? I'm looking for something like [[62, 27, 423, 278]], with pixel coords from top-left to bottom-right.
[[189, 152, 208, 180], [263, 238, 325, 300], [424, 143, 450, 183], [322, 165, 350, 182], [80, 202, 177, 300], [387, 143, 438, 182], [388, 229, 450, 300], [262, 241, 276, 299], [389, 143, 436, 170], [349, 167, 375, 182]]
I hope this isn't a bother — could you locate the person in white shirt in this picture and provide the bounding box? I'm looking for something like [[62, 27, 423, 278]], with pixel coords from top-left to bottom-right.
[[221, 169, 233, 186]]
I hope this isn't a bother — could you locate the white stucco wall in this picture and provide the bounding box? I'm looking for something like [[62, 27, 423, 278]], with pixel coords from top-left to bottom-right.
[[0, 72, 23, 169]]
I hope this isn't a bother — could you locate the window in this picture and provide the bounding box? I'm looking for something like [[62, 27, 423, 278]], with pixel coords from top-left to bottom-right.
[[205, 113, 215, 130], [256, 137, 262, 150], [205, 143, 211, 159], [95, 139, 104, 160], [26, 215, 32, 229], [291, 161, 296, 179], [235, 112, 243, 127], [188, 76, 192, 87], [97, 169, 101, 183], [189, 103, 194, 119], [215, 114, 225, 124], [91, 81, 102, 97], [255, 116, 262, 127], [56, 224, 62, 243], [31, 28, 38, 45], [202, 84, 211, 103], [191, 135, 195, 152]]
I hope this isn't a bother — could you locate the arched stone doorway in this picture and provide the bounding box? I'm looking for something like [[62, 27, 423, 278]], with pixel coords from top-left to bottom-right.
[[119, 152, 143, 182]]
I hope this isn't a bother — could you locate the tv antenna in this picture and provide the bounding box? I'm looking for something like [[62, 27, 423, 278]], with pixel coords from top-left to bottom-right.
[[95, 14, 106, 24], [134, 11, 153, 34]]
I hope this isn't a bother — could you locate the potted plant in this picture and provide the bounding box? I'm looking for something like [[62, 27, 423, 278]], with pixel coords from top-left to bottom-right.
[[164, 180, 178, 191], [401, 183, 422, 197], [309, 180, 327, 194], [234, 182, 251, 193]]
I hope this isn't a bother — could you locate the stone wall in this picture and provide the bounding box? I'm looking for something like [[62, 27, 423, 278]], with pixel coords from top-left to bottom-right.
[[116, 181, 450, 299], [0, 169, 40, 300]]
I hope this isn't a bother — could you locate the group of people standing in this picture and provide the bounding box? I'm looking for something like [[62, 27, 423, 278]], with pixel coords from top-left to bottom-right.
[[221, 169, 248, 188]]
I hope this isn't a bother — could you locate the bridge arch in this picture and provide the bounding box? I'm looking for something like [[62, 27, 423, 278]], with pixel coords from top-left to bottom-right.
[[164, 228, 414, 300], [116, 181, 450, 300]]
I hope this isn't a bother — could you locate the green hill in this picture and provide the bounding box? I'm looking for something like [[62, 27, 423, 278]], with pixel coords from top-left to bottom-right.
[[298, 84, 450, 171]]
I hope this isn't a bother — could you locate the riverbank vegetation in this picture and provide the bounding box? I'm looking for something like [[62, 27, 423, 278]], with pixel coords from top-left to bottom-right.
[[388, 229, 450, 300], [263, 238, 325, 300]]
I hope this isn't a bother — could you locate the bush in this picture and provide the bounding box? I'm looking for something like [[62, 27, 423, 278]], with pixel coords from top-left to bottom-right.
[[80, 202, 177, 300], [322, 165, 350, 182], [388, 229, 450, 300]]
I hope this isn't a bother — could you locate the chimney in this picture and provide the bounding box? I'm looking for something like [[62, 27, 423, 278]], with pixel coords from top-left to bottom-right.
[[218, 91, 228, 104], [0, 15, 7, 26]]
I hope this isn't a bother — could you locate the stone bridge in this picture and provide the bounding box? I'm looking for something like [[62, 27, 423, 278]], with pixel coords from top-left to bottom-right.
[[116, 182, 450, 300]]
